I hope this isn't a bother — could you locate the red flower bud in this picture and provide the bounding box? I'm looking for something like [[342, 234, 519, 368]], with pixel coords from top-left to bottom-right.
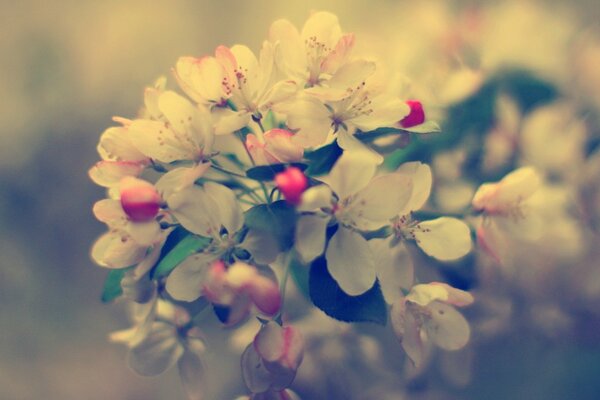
[[275, 167, 308, 205], [120, 177, 161, 222], [400, 100, 425, 128]]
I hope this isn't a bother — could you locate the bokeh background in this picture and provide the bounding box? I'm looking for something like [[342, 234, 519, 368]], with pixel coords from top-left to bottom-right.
[[2, 0, 600, 399]]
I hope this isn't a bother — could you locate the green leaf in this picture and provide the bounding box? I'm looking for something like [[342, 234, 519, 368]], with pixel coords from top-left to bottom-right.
[[304, 141, 343, 176], [289, 255, 310, 299], [101, 267, 132, 303], [244, 200, 297, 251], [246, 163, 307, 181], [308, 256, 387, 325], [152, 234, 211, 279]]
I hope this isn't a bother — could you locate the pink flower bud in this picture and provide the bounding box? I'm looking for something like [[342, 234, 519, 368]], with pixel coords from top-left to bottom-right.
[[275, 167, 308, 205], [120, 177, 161, 222], [202, 262, 281, 325], [248, 276, 282, 316], [246, 129, 304, 166], [241, 323, 304, 394], [254, 323, 304, 372], [400, 100, 425, 128]]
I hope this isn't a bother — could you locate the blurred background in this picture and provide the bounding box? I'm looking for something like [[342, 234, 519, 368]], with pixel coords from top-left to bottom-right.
[[2, 0, 600, 399]]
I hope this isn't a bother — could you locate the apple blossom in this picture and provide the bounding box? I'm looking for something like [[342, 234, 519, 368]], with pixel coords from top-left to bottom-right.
[[269, 11, 372, 100], [472, 166, 542, 263], [391, 282, 473, 367], [295, 152, 413, 295]]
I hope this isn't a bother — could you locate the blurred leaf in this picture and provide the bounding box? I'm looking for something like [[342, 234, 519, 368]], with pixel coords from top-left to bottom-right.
[[309, 256, 387, 325], [263, 110, 277, 131], [246, 163, 307, 181], [304, 141, 343, 176], [101, 267, 132, 303], [496, 69, 559, 113], [152, 234, 211, 279], [244, 200, 297, 251]]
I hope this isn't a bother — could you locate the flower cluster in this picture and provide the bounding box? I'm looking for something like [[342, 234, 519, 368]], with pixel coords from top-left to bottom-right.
[[90, 11, 477, 398]]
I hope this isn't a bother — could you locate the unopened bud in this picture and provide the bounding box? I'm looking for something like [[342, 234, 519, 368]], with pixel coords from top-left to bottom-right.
[[275, 167, 308, 205], [400, 100, 425, 128], [120, 177, 161, 222], [246, 129, 303, 166]]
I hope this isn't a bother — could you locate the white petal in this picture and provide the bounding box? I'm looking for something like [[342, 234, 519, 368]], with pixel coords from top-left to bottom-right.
[[165, 253, 215, 302], [159, 91, 213, 153], [175, 56, 225, 104], [91, 232, 147, 269], [345, 173, 413, 229], [322, 151, 377, 200], [203, 182, 244, 235], [430, 283, 474, 307], [89, 161, 144, 188], [391, 299, 425, 367], [321, 33, 356, 74], [269, 19, 306, 80], [295, 215, 329, 263], [424, 302, 470, 351], [370, 238, 413, 304], [350, 94, 410, 131], [297, 185, 333, 212], [167, 186, 220, 237], [413, 217, 472, 261], [98, 126, 147, 162], [127, 221, 161, 246], [155, 163, 210, 199], [128, 119, 189, 163], [474, 167, 541, 212], [128, 322, 184, 376], [213, 107, 250, 135], [396, 162, 432, 215], [406, 283, 449, 307], [260, 80, 298, 111], [283, 97, 331, 148], [231, 45, 260, 99], [301, 11, 342, 48], [325, 227, 376, 296], [305, 59, 374, 101], [93, 199, 127, 226], [336, 129, 384, 165], [178, 349, 206, 400]]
